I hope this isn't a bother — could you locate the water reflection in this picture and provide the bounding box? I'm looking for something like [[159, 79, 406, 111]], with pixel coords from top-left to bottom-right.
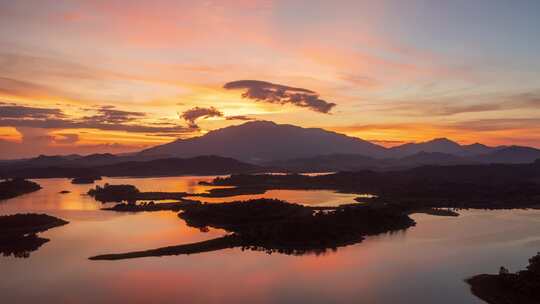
[[1, 177, 540, 303], [186, 189, 359, 207]]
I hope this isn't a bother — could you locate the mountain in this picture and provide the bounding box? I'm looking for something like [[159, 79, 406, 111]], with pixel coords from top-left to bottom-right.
[[142, 121, 540, 165], [140, 121, 387, 163], [461, 143, 496, 156], [2, 121, 539, 172], [477, 146, 540, 164], [397, 152, 475, 167], [0, 153, 167, 169], [388, 138, 496, 157], [390, 138, 463, 156]]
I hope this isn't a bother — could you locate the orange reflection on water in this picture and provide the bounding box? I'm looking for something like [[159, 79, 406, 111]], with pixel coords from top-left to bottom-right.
[[187, 189, 360, 207], [96, 176, 228, 194]]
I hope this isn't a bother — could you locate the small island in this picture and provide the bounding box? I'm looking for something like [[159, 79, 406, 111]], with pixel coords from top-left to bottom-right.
[[103, 200, 201, 212], [90, 199, 415, 260], [71, 176, 102, 184], [0, 213, 69, 258], [88, 184, 187, 203], [0, 179, 41, 200], [467, 252, 540, 304]]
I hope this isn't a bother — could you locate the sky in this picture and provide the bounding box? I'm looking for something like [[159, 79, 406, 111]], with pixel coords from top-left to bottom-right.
[[1, 0, 540, 158]]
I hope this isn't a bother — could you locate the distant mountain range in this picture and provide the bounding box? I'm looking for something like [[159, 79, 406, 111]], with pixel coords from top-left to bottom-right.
[[140, 120, 540, 164], [1, 120, 540, 177], [0, 155, 263, 179]]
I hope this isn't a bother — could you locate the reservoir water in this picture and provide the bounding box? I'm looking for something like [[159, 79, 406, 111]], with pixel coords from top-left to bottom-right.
[[1, 177, 539, 303]]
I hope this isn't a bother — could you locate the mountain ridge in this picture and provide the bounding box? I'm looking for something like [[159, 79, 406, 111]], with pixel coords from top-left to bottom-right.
[[140, 120, 540, 163], [2, 121, 539, 169]]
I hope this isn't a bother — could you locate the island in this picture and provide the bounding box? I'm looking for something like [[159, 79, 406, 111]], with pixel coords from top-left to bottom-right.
[[202, 163, 540, 209], [71, 176, 102, 184], [0, 213, 69, 258], [0, 179, 41, 200], [89, 199, 415, 260], [88, 184, 187, 203], [103, 200, 202, 212], [467, 252, 540, 304]]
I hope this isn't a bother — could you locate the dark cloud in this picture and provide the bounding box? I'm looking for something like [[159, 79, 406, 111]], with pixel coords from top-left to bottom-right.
[[224, 80, 336, 113], [0, 103, 191, 134], [83, 105, 146, 123], [0, 118, 190, 133], [180, 106, 223, 128], [0, 103, 66, 119], [225, 115, 256, 121]]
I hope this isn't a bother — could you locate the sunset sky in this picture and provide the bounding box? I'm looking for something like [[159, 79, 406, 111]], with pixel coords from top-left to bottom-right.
[[1, 0, 540, 158]]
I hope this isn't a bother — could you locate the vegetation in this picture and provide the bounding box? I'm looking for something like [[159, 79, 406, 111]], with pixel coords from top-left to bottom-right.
[[88, 184, 140, 202], [89, 199, 415, 260], [0, 179, 41, 200], [467, 252, 540, 304], [104, 200, 201, 212], [0, 213, 68, 258], [207, 162, 540, 209], [88, 184, 187, 203], [71, 176, 102, 184], [90, 235, 242, 260]]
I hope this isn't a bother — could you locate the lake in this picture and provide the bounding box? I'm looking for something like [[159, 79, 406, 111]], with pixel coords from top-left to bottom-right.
[[1, 176, 539, 303]]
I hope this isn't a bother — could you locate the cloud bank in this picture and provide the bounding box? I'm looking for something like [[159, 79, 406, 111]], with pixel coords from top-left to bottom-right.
[[0, 103, 190, 135]]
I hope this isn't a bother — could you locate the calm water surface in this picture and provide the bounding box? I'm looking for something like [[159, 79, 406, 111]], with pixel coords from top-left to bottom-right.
[[1, 177, 540, 303]]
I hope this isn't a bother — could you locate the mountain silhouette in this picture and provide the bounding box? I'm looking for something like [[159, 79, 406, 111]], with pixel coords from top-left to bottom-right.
[[140, 121, 387, 163], [2, 121, 539, 173], [140, 121, 540, 164]]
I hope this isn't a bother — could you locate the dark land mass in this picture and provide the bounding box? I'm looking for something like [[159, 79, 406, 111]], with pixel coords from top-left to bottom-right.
[[88, 184, 188, 203], [410, 208, 460, 217], [89, 199, 415, 260], [265, 151, 478, 172], [71, 176, 102, 184], [0, 155, 264, 179], [3, 122, 540, 179], [205, 160, 540, 209], [467, 252, 540, 304], [267, 147, 540, 173], [0, 179, 41, 200], [0, 213, 68, 258], [94, 156, 262, 177], [103, 200, 202, 212], [90, 235, 242, 260]]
